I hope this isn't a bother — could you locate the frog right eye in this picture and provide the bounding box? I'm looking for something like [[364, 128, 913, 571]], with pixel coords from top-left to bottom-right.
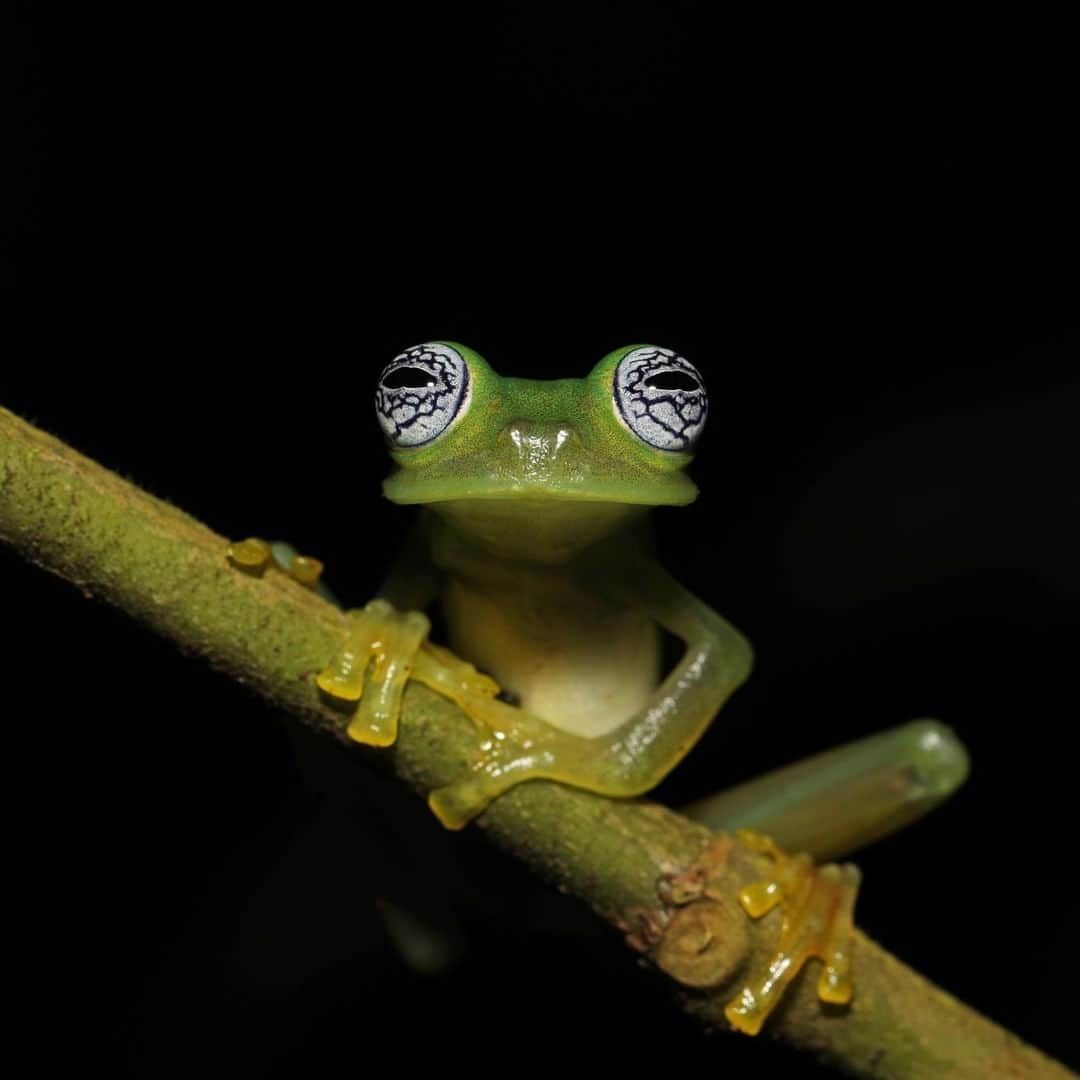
[[375, 342, 472, 447], [612, 346, 708, 452]]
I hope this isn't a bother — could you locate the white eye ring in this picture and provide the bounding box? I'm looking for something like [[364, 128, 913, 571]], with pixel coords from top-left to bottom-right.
[[612, 346, 707, 451], [375, 343, 471, 447]]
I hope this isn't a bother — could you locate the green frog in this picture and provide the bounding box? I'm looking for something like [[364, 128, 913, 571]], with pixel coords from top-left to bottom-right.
[[229, 341, 969, 1034]]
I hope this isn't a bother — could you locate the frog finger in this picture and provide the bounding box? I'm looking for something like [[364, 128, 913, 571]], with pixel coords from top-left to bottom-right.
[[316, 599, 395, 702], [411, 646, 503, 737], [349, 609, 430, 747], [269, 541, 337, 602], [421, 642, 501, 699], [226, 537, 273, 575], [818, 863, 860, 1004]]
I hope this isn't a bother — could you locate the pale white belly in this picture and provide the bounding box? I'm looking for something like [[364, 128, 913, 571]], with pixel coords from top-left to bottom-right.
[[441, 575, 661, 738]]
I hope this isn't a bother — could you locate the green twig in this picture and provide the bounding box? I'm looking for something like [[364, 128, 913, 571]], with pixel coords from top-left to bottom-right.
[[0, 406, 1071, 1079]]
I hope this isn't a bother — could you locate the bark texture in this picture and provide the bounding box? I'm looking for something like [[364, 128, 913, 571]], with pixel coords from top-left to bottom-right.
[[0, 406, 1072, 1078]]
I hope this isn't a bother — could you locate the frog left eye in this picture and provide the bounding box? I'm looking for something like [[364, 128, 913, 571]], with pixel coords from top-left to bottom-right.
[[375, 343, 471, 447], [612, 346, 708, 452]]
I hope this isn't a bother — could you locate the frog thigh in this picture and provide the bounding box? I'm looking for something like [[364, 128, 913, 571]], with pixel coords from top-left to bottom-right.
[[684, 719, 970, 860]]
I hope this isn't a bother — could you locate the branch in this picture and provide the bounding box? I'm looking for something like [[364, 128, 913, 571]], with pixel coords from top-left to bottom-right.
[[0, 406, 1071, 1079]]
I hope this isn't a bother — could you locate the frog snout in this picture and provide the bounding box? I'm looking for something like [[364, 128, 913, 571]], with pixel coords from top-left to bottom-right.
[[503, 421, 575, 461], [496, 421, 578, 484]]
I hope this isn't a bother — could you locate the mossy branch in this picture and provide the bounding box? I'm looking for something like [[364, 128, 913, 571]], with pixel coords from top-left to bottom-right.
[[0, 406, 1071, 1079]]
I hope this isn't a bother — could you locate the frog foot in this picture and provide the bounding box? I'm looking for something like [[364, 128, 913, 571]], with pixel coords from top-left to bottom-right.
[[724, 829, 860, 1036], [227, 537, 325, 589], [317, 599, 431, 747]]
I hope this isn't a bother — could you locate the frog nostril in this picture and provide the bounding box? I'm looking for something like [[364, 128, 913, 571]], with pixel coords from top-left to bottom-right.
[[506, 422, 573, 444], [504, 422, 574, 463]]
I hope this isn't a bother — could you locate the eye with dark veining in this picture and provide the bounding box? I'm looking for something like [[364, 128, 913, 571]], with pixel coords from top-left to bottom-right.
[[375, 343, 471, 447], [612, 346, 708, 451]]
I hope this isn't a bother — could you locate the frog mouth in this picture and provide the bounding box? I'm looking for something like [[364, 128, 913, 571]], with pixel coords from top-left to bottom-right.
[[383, 472, 699, 507]]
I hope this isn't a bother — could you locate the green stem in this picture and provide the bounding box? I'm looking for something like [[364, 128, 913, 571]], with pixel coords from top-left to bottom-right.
[[0, 406, 1071, 1079]]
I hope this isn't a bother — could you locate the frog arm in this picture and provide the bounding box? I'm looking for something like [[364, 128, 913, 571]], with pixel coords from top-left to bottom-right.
[[683, 719, 970, 861], [583, 556, 756, 792], [231, 533, 449, 745], [426, 556, 753, 827], [249, 538, 466, 977], [373, 518, 441, 612], [315, 524, 499, 748]]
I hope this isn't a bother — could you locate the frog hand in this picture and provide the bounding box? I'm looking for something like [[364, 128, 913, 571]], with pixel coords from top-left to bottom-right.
[[316, 599, 431, 747], [411, 641, 502, 713], [411, 648, 551, 831], [724, 830, 860, 1036], [426, 712, 562, 831]]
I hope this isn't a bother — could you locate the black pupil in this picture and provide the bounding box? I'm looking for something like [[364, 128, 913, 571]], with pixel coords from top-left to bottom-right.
[[384, 366, 436, 390], [644, 371, 699, 392]]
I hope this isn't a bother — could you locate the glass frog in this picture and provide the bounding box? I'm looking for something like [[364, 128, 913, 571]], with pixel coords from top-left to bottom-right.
[[229, 341, 969, 1035]]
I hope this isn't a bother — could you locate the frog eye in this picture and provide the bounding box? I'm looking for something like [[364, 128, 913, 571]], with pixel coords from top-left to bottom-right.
[[612, 346, 708, 452], [375, 342, 472, 447]]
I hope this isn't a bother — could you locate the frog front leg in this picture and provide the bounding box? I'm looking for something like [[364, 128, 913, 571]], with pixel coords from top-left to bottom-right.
[[228, 536, 433, 743], [313, 532, 502, 746], [316, 599, 433, 746], [426, 555, 754, 826], [229, 531, 501, 746], [318, 613, 503, 748]]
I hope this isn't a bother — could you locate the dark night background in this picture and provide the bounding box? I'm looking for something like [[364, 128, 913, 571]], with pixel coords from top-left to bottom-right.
[[6, 3, 1079, 1076]]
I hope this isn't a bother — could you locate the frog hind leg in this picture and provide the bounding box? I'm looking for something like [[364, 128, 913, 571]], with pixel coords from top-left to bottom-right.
[[424, 558, 754, 829], [226, 537, 336, 602], [268, 540, 338, 604], [683, 719, 971, 861], [689, 722, 967, 1033]]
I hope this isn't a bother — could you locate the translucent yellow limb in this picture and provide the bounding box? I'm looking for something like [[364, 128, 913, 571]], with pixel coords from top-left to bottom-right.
[[412, 642, 502, 710], [230, 535, 756, 836], [422, 555, 754, 830], [685, 720, 970, 860], [227, 535, 506, 761], [725, 829, 861, 1036]]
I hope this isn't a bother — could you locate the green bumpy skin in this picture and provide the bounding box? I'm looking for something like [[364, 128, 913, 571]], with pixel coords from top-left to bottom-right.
[[231, 340, 971, 1036], [379, 344, 701, 510]]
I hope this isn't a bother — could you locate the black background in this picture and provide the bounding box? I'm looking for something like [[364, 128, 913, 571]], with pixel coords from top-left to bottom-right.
[[7, 3, 1079, 1076]]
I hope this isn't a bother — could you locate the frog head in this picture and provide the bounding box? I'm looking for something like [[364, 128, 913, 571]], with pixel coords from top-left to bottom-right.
[[375, 342, 708, 560]]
